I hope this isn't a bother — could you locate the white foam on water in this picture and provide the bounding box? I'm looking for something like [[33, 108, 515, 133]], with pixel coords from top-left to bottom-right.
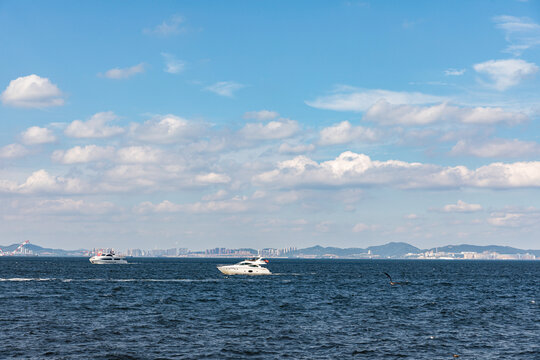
[[0, 277, 240, 283], [0, 278, 56, 282]]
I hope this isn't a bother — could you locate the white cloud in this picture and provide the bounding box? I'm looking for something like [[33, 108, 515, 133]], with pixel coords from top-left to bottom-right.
[[0, 144, 28, 159], [254, 151, 540, 190], [102, 164, 180, 190], [442, 200, 482, 213], [469, 161, 540, 188], [364, 100, 527, 125], [136, 200, 181, 213], [144, 15, 185, 36], [473, 59, 538, 90], [52, 145, 114, 164], [444, 68, 466, 76], [1, 74, 64, 108], [319, 121, 378, 145], [202, 189, 228, 201], [186, 198, 251, 213], [494, 15, 540, 55], [487, 208, 540, 228], [487, 212, 524, 227], [458, 105, 527, 124], [130, 114, 198, 143], [243, 110, 279, 121], [195, 172, 231, 184], [240, 119, 299, 140], [451, 139, 540, 158], [352, 223, 376, 232], [205, 81, 245, 97], [0, 169, 84, 195], [65, 111, 124, 138], [136, 197, 249, 214], [24, 198, 116, 215], [305, 87, 445, 112], [101, 63, 145, 79], [21, 126, 56, 145], [279, 143, 315, 154], [161, 53, 185, 74], [116, 146, 163, 163]]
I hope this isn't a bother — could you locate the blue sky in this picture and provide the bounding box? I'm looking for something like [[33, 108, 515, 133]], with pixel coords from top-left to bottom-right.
[[1, 0, 540, 250]]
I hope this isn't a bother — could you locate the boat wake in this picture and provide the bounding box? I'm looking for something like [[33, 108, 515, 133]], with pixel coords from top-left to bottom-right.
[[0, 277, 223, 283], [0, 278, 56, 282]]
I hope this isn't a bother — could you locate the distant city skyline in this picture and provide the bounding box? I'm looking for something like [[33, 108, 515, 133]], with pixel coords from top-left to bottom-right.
[[2, 240, 538, 260], [1, 1, 540, 250]]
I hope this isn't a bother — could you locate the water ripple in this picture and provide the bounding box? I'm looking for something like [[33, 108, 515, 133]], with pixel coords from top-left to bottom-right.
[[0, 258, 538, 359]]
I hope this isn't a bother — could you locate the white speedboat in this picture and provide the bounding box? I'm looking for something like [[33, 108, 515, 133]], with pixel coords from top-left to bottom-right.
[[217, 257, 271, 275], [89, 251, 127, 264]]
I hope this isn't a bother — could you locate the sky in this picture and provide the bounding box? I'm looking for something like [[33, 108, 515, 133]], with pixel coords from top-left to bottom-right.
[[1, 0, 540, 251]]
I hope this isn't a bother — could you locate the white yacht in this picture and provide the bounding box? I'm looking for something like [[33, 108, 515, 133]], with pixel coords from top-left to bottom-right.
[[217, 257, 271, 275], [89, 251, 127, 264]]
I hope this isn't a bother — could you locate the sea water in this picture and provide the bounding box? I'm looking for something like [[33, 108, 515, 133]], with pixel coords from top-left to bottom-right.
[[0, 258, 538, 359]]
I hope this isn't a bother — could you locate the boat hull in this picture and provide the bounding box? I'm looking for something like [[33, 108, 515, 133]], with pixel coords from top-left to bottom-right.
[[217, 265, 271, 275], [89, 258, 128, 264]]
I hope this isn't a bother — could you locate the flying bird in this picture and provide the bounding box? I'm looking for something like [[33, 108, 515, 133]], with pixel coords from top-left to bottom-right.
[[383, 272, 409, 286]]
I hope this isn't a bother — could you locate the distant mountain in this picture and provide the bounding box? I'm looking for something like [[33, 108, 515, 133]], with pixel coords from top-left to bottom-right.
[[1, 241, 538, 258], [367, 242, 421, 257], [429, 244, 540, 257], [292, 245, 366, 257], [290, 242, 537, 258], [291, 242, 420, 258], [0, 243, 86, 256]]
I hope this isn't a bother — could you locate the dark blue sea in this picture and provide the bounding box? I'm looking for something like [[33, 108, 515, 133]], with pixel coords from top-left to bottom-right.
[[0, 258, 538, 359]]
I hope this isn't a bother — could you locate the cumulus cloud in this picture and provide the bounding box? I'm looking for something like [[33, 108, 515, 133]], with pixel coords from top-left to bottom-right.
[[319, 121, 378, 145], [352, 223, 377, 232], [21, 126, 56, 145], [1, 74, 64, 108], [195, 173, 231, 184], [253, 151, 540, 190], [24, 198, 116, 215], [136, 197, 249, 214], [305, 87, 445, 112], [442, 200, 482, 213], [0, 144, 28, 159], [473, 59, 538, 90], [487, 212, 524, 227], [240, 119, 299, 140], [65, 111, 124, 138], [101, 63, 145, 79], [451, 139, 540, 158], [161, 53, 185, 74], [144, 15, 185, 36], [116, 146, 163, 163], [243, 110, 279, 121], [130, 114, 199, 143], [0, 169, 84, 194], [102, 165, 160, 189], [487, 208, 540, 228], [52, 145, 114, 164], [494, 15, 540, 56], [205, 81, 245, 97], [364, 100, 527, 125]]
